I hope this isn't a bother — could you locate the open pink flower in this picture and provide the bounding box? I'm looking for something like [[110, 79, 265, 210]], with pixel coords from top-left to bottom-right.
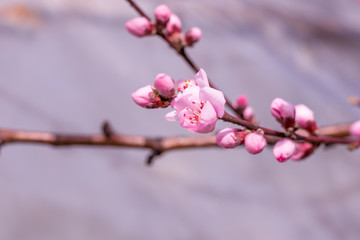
[[166, 69, 225, 133], [216, 128, 246, 149], [177, 79, 196, 93]]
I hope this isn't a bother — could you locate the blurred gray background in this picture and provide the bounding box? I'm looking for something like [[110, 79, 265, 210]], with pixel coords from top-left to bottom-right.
[[0, 0, 360, 239]]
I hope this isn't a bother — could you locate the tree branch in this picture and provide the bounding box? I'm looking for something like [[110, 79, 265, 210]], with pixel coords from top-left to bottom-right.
[[0, 126, 217, 151], [0, 120, 353, 152]]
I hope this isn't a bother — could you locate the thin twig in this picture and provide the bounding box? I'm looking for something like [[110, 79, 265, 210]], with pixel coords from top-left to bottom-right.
[[221, 112, 354, 144], [125, 0, 240, 115]]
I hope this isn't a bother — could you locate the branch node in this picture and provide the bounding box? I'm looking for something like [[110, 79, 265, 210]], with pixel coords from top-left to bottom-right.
[[146, 149, 163, 166], [102, 121, 114, 139]]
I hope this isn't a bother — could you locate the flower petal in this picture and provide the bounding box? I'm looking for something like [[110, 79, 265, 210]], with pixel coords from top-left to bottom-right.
[[171, 86, 200, 110], [195, 101, 218, 133], [194, 68, 209, 88], [199, 87, 225, 118], [165, 111, 178, 121]]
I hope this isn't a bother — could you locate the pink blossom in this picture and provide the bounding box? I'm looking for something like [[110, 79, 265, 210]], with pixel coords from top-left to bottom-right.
[[125, 17, 154, 37], [177, 79, 196, 93], [216, 128, 246, 149], [166, 69, 226, 133], [154, 73, 175, 98], [291, 142, 314, 161], [155, 4, 172, 24], [295, 104, 317, 132], [195, 69, 225, 117], [243, 106, 254, 122], [184, 27, 202, 46], [272, 139, 296, 162], [166, 14, 182, 35], [244, 132, 267, 154], [131, 85, 162, 109], [233, 95, 248, 110], [350, 120, 360, 140], [270, 98, 295, 129]]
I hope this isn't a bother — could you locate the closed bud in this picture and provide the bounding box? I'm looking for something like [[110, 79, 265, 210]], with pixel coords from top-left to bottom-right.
[[233, 95, 248, 111], [291, 142, 314, 161], [270, 98, 295, 129], [216, 128, 246, 149], [154, 73, 175, 98], [155, 4, 172, 24], [184, 27, 202, 46], [295, 104, 317, 132], [273, 139, 296, 162], [166, 14, 182, 35], [131, 85, 162, 109], [125, 17, 154, 37], [350, 120, 360, 140], [245, 132, 267, 154], [243, 106, 254, 122]]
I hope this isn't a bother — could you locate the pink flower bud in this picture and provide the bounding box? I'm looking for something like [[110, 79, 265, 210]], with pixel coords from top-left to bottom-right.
[[166, 14, 182, 35], [184, 27, 202, 46], [233, 95, 248, 110], [131, 85, 161, 109], [272, 139, 296, 162], [291, 142, 314, 161], [216, 128, 246, 149], [125, 17, 154, 37], [243, 106, 254, 122], [154, 73, 175, 98], [350, 120, 360, 140], [270, 98, 295, 129], [155, 4, 172, 24], [244, 132, 267, 154], [295, 104, 317, 132]]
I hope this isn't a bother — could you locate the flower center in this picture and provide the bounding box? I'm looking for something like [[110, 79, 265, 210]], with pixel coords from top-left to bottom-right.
[[183, 100, 205, 125], [177, 79, 197, 92]]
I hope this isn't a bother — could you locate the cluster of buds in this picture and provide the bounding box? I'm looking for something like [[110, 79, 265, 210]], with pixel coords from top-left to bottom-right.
[[232, 95, 256, 123], [216, 128, 267, 155], [271, 98, 317, 132], [132, 68, 226, 133], [269, 98, 318, 161], [216, 97, 320, 160], [125, 4, 202, 49], [132, 73, 175, 109], [272, 139, 314, 162]]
